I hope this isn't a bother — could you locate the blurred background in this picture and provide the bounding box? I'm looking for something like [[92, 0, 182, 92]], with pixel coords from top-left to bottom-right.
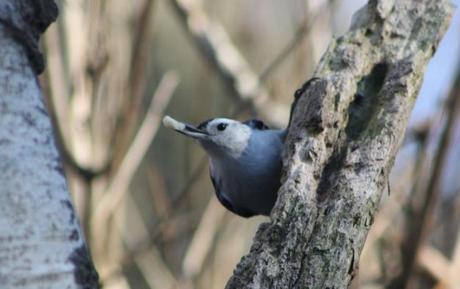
[[39, 0, 460, 288]]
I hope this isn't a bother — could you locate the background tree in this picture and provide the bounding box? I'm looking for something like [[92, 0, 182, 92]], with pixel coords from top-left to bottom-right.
[[0, 0, 98, 288]]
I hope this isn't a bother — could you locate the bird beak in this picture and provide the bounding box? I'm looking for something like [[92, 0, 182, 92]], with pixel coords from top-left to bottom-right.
[[163, 115, 209, 140]]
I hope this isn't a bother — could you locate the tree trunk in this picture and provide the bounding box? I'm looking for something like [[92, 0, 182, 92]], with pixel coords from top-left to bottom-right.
[[0, 1, 99, 288], [226, 0, 454, 288]]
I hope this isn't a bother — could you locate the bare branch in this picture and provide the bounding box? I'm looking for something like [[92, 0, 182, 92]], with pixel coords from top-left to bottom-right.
[[111, 0, 157, 169], [98, 156, 209, 282], [390, 58, 460, 289], [169, 0, 289, 127], [259, 0, 333, 83], [182, 197, 227, 278], [92, 72, 179, 251], [418, 246, 451, 285]]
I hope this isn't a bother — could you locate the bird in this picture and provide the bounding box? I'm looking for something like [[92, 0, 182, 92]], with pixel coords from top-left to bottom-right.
[[163, 115, 286, 217]]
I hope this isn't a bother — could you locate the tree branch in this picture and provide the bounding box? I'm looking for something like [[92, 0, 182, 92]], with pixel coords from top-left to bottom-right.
[[226, 0, 454, 288], [169, 0, 289, 127], [391, 55, 460, 289]]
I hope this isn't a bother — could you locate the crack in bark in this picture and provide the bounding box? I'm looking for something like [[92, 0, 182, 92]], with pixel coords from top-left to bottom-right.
[[346, 62, 388, 140]]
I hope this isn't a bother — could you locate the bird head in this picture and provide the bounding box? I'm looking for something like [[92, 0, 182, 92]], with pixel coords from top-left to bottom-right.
[[163, 115, 251, 158]]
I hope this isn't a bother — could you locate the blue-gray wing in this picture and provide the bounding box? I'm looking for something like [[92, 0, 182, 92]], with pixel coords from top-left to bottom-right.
[[209, 170, 256, 218], [243, 119, 269, 130]]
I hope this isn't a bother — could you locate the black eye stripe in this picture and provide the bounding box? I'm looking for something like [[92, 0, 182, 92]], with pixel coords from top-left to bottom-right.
[[217, 123, 227, 131], [197, 118, 214, 130]]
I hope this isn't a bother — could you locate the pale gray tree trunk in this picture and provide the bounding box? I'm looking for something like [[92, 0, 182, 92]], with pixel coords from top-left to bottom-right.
[[226, 0, 454, 288], [0, 1, 99, 288]]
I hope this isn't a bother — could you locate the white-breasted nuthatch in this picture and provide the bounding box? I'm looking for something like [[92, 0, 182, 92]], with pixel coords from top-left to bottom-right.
[[163, 115, 286, 217]]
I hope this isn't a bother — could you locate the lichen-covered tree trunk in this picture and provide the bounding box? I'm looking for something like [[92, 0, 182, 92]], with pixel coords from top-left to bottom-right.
[[226, 1, 454, 288], [0, 1, 99, 288]]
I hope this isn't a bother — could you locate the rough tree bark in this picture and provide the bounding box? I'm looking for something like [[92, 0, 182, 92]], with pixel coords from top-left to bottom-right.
[[0, 1, 99, 288], [226, 0, 453, 289]]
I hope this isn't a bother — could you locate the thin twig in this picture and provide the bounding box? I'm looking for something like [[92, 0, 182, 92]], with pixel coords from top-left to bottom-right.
[[449, 226, 460, 285], [259, 0, 332, 83], [111, 0, 157, 169], [98, 157, 208, 284], [182, 197, 227, 278], [92, 72, 179, 240], [419, 231, 460, 288], [103, 192, 179, 289], [388, 62, 460, 289], [169, 0, 288, 127], [418, 246, 451, 285], [147, 164, 172, 218]]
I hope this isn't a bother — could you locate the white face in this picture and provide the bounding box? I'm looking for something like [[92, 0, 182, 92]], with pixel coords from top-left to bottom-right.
[[199, 118, 251, 158], [164, 115, 252, 159]]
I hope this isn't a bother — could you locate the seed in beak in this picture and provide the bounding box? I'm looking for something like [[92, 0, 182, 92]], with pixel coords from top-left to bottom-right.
[[163, 115, 185, 131]]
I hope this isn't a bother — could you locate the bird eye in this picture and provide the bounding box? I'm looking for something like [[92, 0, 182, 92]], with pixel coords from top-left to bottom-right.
[[217, 123, 227, 131]]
